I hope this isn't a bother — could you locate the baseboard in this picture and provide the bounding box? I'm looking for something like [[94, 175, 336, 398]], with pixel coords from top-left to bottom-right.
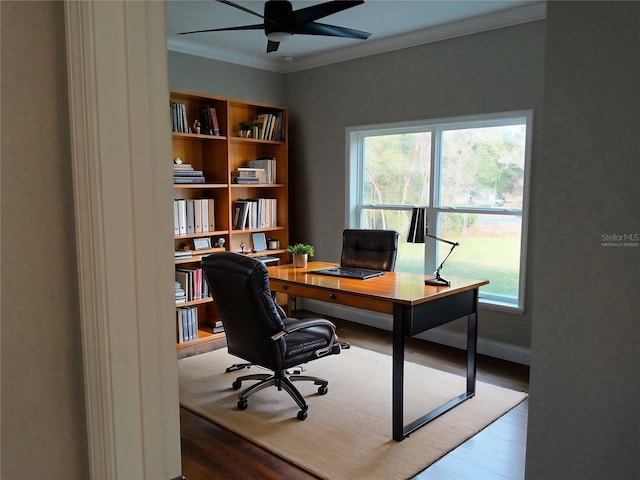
[[300, 299, 531, 366]]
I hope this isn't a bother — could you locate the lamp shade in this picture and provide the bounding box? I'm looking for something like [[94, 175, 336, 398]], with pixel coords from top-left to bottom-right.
[[407, 207, 427, 243]]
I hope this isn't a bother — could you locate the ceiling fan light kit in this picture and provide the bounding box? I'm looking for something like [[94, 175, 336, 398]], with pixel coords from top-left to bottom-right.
[[177, 0, 371, 54]]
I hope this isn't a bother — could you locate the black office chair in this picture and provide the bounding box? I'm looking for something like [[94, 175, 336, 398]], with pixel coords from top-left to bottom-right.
[[337, 229, 399, 350], [201, 252, 341, 420], [341, 229, 399, 272]]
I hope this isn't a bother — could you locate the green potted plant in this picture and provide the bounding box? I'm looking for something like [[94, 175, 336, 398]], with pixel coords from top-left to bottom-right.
[[239, 121, 253, 138], [286, 243, 314, 268]]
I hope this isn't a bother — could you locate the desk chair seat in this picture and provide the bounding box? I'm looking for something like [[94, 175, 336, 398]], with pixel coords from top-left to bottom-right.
[[201, 252, 341, 420]]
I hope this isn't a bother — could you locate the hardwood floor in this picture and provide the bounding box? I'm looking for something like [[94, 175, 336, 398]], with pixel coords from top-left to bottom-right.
[[178, 311, 529, 480]]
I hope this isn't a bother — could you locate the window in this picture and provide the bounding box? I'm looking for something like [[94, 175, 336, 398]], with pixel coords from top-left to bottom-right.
[[347, 111, 532, 311]]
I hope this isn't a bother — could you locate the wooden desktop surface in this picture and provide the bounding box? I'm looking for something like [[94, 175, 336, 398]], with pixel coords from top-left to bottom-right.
[[267, 261, 489, 314]]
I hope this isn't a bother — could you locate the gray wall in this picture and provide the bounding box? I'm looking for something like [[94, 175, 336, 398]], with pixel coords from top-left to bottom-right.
[[284, 21, 546, 356], [1, 2, 89, 479], [168, 51, 286, 105], [526, 2, 640, 479]]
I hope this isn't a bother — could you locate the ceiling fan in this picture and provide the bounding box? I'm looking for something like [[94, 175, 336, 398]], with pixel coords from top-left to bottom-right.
[[177, 0, 372, 53]]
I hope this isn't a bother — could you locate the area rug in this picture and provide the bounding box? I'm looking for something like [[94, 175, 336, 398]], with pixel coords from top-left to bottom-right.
[[178, 346, 527, 480]]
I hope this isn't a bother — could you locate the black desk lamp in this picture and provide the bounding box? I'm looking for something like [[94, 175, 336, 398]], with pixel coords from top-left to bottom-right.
[[407, 207, 460, 287]]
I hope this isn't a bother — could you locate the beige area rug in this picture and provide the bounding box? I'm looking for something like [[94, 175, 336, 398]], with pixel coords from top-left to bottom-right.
[[178, 346, 527, 480]]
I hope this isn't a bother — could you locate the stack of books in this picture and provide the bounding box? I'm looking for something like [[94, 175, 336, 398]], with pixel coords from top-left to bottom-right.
[[174, 250, 193, 260], [175, 281, 186, 304], [234, 167, 266, 184], [247, 157, 276, 184], [173, 163, 205, 184]]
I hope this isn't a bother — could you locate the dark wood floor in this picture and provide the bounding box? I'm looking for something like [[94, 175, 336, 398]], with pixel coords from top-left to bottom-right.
[[178, 311, 529, 480]]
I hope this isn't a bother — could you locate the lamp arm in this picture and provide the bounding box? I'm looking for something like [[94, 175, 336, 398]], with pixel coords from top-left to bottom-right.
[[426, 233, 459, 247], [435, 241, 458, 274]]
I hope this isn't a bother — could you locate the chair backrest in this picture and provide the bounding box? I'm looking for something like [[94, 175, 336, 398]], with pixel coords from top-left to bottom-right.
[[340, 229, 399, 272], [201, 252, 285, 368]]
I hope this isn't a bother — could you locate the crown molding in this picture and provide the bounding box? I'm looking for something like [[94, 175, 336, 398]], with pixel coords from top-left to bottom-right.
[[166, 1, 547, 74]]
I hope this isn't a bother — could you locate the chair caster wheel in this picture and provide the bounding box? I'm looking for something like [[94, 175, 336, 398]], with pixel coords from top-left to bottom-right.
[[237, 398, 248, 410], [232, 379, 242, 390], [297, 409, 308, 421], [318, 385, 328, 395]]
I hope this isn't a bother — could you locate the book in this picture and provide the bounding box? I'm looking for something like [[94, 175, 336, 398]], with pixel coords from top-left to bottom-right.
[[201, 199, 209, 233], [233, 200, 249, 230], [186, 200, 195, 234], [247, 158, 276, 184], [173, 177, 205, 184], [199, 105, 213, 135], [194, 199, 202, 233], [209, 107, 220, 136], [237, 167, 267, 184], [176, 199, 187, 235], [207, 198, 215, 231], [212, 320, 224, 334], [173, 200, 179, 235], [234, 177, 260, 184]]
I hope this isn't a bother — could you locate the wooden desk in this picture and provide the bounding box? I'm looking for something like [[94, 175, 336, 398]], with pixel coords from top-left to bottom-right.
[[267, 261, 489, 441]]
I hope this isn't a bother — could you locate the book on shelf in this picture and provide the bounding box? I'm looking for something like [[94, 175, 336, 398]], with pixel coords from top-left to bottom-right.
[[198, 104, 220, 136], [177, 307, 198, 343], [212, 320, 224, 334], [249, 112, 283, 141], [234, 176, 260, 184], [174, 177, 206, 184], [237, 167, 267, 184], [207, 199, 215, 231], [174, 198, 215, 236], [170, 102, 190, 134], [186, 200, 195, 234], [174, 250, 193, 259], [200, 199, 209, 233], [194, 199, 202, 233], [176, 267, 207, 302], [234, 197, 277, 229], [247, 158, 276, 184], [175, 281, 186, 304], [210, 106, 220, 136], [173, 163, 206, 183], [233, 200, 250, 230], [176, 199, 187, 235]]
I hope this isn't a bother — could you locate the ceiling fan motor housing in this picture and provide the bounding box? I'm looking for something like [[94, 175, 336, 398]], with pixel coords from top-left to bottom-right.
[[264, 0, 295, 35]]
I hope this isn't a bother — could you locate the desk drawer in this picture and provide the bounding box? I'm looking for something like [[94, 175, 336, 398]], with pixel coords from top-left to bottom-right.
[[270, 280, 393, 314]]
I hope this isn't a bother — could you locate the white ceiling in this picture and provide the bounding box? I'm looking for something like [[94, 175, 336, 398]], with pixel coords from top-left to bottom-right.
[[165, 0, 546, 73]]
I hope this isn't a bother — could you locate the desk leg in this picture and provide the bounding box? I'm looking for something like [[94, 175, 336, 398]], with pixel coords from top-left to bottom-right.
[[467, 309, 478, 395], [392, 304, 407, 442], [392, 289, 479, 442]]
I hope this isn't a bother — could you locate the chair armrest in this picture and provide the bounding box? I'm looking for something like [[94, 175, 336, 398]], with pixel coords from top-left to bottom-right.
[[270, 318, 339, 357]]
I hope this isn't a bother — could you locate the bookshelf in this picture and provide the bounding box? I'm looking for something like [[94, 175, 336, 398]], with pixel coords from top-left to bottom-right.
[[171, 90, 288, 348]]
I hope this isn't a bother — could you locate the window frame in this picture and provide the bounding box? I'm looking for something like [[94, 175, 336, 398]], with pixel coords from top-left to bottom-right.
[[346, 110, 533, 312]]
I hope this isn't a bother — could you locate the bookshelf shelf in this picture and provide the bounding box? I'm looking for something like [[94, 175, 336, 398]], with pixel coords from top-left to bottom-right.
[[171, 89, 288, 348]]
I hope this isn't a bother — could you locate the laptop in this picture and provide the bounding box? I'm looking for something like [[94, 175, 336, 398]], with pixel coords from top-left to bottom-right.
[[311, 266, 386, 280]]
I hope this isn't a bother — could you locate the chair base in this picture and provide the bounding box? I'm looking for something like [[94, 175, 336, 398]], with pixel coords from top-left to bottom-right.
[[232, 370, 329, 420]]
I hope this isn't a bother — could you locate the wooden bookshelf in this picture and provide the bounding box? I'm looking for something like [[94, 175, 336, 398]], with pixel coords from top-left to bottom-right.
[[171, 90, 288, 348]]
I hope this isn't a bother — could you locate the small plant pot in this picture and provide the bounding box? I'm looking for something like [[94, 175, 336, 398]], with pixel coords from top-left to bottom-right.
[[292, 253, 308, 268], [239, 129, 251, 138]]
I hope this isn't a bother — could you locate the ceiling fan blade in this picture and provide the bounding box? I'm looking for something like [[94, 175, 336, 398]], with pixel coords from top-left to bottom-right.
[[177, 23, 263, 35], [216, 0, 264, 19], [295, 21, 371, 40], [293, 1, 364, 26], [266, 40, 280, 53]]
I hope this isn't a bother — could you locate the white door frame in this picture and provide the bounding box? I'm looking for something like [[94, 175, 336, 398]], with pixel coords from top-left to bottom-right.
[[64, 1, 182, 478]]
